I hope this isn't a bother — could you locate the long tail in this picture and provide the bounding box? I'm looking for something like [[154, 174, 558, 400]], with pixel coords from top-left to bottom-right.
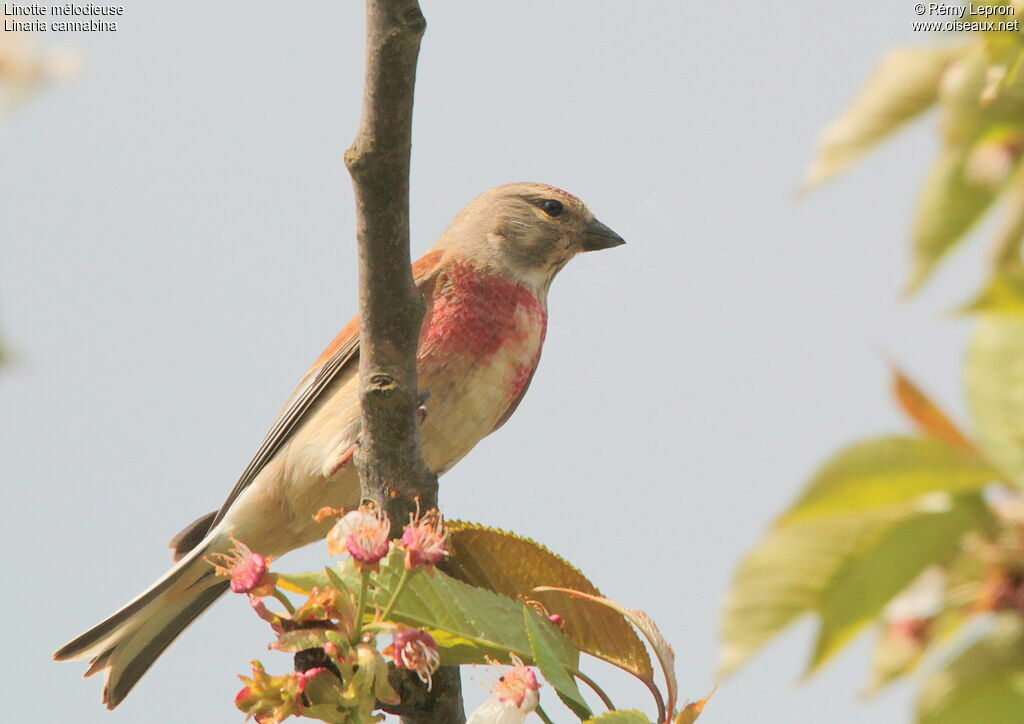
[[53, 535, 230, 709]]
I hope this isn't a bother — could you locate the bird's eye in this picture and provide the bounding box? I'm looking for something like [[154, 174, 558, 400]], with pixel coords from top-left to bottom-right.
[[540, 199, 564, 217]]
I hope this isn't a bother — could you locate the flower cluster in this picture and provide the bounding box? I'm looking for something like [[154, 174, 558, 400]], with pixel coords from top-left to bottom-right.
[[217, 512, 694, 724], [234, 661, 327, 724], [221, 507, 455, 723]]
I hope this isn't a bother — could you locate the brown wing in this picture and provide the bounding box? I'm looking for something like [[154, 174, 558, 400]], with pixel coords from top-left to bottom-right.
[[206, 321, 362, 529], [176, 249, 447, 547]]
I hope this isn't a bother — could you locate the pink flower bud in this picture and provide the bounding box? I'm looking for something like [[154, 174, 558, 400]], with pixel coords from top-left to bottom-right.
[[210, 538, 276, 596], [547, 614, 564, 629], [401, 510, 448, 573], [384, 628, 441, 689], [326, 504, 391, 572]]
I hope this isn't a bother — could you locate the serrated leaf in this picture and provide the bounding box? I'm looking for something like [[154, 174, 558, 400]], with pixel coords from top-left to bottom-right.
[[917, 615, 1024, 724], [780, 437, 995, 524], [524, 607, 592, 720], [585, 711, 652, 723], [808, 493, 991, 673], [908, 146, 1001, 293], [801, 46, 959, 189], [891, 366, 976, 452], [279, 549, 580, 672], [536, 587, 676, 723], [966, 317, 1024, 487], [444, 522, 653, 683], [721, 508, 917, 676]]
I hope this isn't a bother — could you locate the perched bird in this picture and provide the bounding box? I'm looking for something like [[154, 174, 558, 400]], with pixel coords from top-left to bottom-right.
[[53, 182, 625, 708]]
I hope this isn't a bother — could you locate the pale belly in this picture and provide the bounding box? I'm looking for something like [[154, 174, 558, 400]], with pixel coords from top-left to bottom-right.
[[418, 341, 538, 475], [225, 333, 542, 556]]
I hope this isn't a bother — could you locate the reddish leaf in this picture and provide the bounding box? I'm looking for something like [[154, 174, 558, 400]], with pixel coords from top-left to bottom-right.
[[891, 365, 976, 453], [444, 522, 654, 686]]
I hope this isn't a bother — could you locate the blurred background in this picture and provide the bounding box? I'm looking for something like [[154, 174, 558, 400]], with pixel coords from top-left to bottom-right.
[[2, 2, 990, 722]]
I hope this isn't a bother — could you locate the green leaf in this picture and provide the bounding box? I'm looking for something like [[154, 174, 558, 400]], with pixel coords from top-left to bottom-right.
[[781, 437, 995, 524], [966, 317, 1024, 487], [809, 493, 991, 672], [279, 549, 580, 671], [940, 41, 1024, 144], [908, 146, 1001, 293], [535, 586, 677, 722], [959, 267, 1024, 314], [271, 628, 348, 654], [990, 165, 1024, 271], [801, 46, 959, 189], [938, 45, 992, 145], [585, 711, 652, 724], [720, 510, 904, 676], [444, 522, 654, 682], [918, 615, 1024, 724], [301, 671, 363, 724], [865, 543, 992, 693], [524, 607, 592, 720]]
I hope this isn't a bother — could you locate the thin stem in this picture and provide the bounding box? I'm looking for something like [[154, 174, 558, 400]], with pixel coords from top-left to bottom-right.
[[354, 569, 370, 642], [381, 567, 412, 622], [272, 589, 296, 616], [573, 668, 616, 711], [534, 704, 555, 724]]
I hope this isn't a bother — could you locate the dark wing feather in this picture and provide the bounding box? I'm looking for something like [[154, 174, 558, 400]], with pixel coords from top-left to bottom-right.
[[208, 332, 361, 529]]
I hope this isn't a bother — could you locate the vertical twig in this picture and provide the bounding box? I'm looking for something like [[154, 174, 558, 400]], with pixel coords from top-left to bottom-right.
[[344, 1, 465, 721]]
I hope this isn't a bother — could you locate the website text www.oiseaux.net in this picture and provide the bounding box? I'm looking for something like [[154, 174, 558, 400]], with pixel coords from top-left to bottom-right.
[[912, 3, 1019, 31]]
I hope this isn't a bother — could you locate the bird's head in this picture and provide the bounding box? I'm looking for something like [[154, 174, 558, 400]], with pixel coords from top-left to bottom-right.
[[439, 182, 625, 291]]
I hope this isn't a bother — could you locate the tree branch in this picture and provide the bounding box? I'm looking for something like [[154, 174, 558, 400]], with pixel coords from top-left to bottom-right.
[[380, 667, 467, 723], [344, 1, 464, 721]]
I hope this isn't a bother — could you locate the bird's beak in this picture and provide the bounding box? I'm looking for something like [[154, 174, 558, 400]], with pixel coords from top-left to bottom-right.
[[581, 217, 627, 252]]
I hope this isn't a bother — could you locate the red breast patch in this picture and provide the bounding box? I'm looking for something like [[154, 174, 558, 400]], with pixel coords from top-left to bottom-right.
[[420, 262, 546, 361]]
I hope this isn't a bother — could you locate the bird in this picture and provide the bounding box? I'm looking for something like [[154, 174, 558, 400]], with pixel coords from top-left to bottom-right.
[[53, 182, 625, 709]]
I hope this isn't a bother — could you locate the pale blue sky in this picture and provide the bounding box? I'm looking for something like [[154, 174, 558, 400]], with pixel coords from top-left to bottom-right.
[[3, 2, 987, 722]]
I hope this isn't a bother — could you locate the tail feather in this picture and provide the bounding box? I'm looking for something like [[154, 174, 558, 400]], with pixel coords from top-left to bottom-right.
[[101, 582, 228, 708], [54, 536, 230, 709]]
